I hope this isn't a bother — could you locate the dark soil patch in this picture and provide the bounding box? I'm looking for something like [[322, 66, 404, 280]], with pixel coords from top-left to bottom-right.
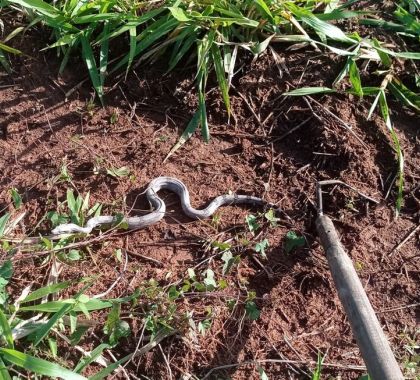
[[0, 28, 419, 380]]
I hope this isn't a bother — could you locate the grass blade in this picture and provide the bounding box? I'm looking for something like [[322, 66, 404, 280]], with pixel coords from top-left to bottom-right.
[[197, 33, 213, 142], [0, 309, 13, 348], [0, 42, 22, 55], [283, 87, 336, 96], [372, 39, 392, 68], [0, 213, 10, 238], [164, 110, 200, 162], [33, 303, 74, 346], [125, 25, 136, 78], [99, 21, 109, 88], [367, 91, 381, 120], [378, 90, 404, 216], [373, 45, 420, 60], [211, 44, 230, 115], [254, 0, 274, 23], [74, 343, 110, 373], [0, 348, 86, 380], [388, 78, 420, 111], [88, 354, 132, 380], [0, 357, 12, 380], [81, 33, 103, 105], [0, 49, 11, 73], [167, 27, 197, 72]]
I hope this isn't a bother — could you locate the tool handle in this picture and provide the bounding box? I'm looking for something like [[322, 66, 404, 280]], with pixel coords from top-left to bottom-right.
[[316, 215, 404, 380]]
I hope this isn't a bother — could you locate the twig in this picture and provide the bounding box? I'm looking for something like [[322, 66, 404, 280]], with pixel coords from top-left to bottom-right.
[[316, 180, 379, 216], [106, 350, 130, 380], [306, 96, 368, 148], [384, 172, 398, 201], [201, 359, 366, 379], [263, 142, 275, 197], [272, 116, 312, 145], [378, 303, 420, 313], [389, 224, 420, 257], [232, 85, 264, 133], [126, 249, 164, 266], [93, 249, 128, 299], [159, 344, 173, 380], [65, 77, 89, 98]]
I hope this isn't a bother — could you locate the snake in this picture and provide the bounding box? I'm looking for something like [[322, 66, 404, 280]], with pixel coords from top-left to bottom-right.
[[51, 176, 271, 236]]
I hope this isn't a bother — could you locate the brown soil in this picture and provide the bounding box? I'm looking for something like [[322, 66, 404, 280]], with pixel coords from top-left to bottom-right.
[[0, 28, 419, 380]]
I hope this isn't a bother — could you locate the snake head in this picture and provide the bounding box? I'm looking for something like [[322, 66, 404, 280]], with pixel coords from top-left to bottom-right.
[[51, 224, 82, 235]]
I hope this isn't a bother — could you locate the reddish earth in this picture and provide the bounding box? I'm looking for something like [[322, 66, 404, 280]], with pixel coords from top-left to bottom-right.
[[0, 28, 419, 380]]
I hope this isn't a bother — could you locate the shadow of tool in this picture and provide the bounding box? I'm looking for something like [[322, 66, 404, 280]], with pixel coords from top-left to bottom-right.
[[315, 180, 404, 380]]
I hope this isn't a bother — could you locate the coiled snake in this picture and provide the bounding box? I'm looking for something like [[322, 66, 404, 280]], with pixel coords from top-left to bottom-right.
[[51, 176, 271, 236]]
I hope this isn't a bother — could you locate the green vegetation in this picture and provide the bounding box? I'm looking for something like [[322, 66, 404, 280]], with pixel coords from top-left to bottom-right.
[[1, 202, 295, 378], [1, 0, 418, 211], [0, 0, 419, 377], [0, 21, 22, 72]]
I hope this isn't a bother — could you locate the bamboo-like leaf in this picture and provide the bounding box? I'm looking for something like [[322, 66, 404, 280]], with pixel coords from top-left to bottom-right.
[[333, 56, 351, 86], [168, 6, 190, 22], [226, 45, 238, 87], [360, 18, 406, 33], [59, 43, 75, 74], [0, 261, 12, 282], [42, 34, 78, 50], [250, 34, 274, 55], [388, 78, 420, 111], [197, 32, 213, 142], [112, 17, 179, 73], [0, 348, 86, 380], [73, 13, 121, 24], [74, 344, 110, 373], [21, 281, 72, 303], [288, 4, 356, 44], [349, 59, 363, 97], [317, 9, 366, 21], [254, 0, 274, 23], [372, 39, 392, 68], [95, 9, 164, 44], [19, 298, 112, 313], [7, 0, 61, 18]]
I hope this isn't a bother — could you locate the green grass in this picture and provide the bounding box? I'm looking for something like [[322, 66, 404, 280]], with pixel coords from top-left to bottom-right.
[[1, 0, 418, 213], [0, 16, 23, 72]]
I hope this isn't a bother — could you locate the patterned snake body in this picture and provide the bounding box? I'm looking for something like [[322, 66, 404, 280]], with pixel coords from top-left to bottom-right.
[[51, 176, 268, 235]]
